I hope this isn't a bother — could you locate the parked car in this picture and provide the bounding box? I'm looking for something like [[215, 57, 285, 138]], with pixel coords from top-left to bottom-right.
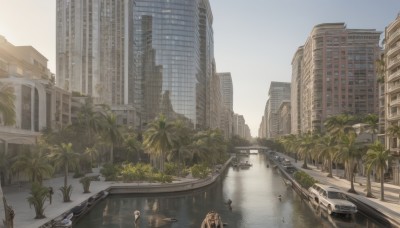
[[309, 184, 357, 215]]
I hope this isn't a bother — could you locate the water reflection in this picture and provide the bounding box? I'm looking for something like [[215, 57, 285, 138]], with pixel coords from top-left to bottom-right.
[[76, 153, 384, 228]]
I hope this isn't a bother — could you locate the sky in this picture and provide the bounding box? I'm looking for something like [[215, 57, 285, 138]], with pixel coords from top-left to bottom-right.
[[0, 0, 400, 137]]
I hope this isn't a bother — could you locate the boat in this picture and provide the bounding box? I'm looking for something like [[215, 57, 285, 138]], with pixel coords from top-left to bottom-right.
[[52, 213, 73, 228], [200, 211, 224, 228], [71, 201, 88, 217]]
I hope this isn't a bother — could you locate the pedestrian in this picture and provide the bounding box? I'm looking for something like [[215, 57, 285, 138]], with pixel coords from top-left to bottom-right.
[[48, 187, 54, 204]]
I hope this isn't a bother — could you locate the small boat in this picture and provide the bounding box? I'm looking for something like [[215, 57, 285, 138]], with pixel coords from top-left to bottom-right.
[[71, 202, 88, 217], [200, 211, 224, 228], [53, 213, 73, 228]]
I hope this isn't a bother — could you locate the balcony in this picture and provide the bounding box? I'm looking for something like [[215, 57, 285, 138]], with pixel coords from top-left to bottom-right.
[[390, 98, 400, 107], [388, 70, 400, 82], [387, 113, 400, 121], [388, 56, 400, 69], [388, 28, 400, 43], [388, 82, 400, 93], [387, 43, 400, 57]]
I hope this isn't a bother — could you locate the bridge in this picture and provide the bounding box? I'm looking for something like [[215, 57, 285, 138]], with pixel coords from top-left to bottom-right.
[[234, 145, 269, 152]]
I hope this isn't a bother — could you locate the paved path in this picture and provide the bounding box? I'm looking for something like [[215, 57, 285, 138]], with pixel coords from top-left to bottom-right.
[[0, 167, 199, 228], [275, 152, 400, 225]]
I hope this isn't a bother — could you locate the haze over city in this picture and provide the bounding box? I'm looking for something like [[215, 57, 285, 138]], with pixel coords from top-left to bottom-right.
[[1, 0, 400, 136]]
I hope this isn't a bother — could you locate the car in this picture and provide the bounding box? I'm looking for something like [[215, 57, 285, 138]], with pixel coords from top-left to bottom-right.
[[309, 184, 357, 215]]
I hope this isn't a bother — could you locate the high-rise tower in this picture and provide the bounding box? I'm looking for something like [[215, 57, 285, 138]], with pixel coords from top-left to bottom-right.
[[56, 0, 135, 105], [134, 0, 214, 129]]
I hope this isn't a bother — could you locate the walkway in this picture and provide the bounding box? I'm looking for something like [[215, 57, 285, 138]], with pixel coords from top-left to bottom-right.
[[0, 167, 198, 228], [276, 152, 400, 226]]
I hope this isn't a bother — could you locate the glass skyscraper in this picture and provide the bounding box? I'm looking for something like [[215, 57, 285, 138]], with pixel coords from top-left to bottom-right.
[[134, 0, 214, 129]]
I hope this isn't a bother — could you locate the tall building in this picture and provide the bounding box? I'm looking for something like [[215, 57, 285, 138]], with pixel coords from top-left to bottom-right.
[[265, 82, 291, 139], [134, 0, 214, 129], [218, 72, 233, 138], [0, 36, 71, 178], [277, 101, 291, 136], [207, 61, 222, 130], [56, 0, 135, 106], [218, 72, 233, 111], [385, 15, 400, 185], [291, 47, 303, 135], [300, 23, 380, 133]]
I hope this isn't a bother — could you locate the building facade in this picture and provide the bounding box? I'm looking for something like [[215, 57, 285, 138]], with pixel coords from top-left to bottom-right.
[[291, 47, 303, 135], [56, 0, 135, 106], [385, 15, 400, 185], [218, 72, 233, 139], [134, 0, 214, 129], [300, 23, 380, 133], [277, 101, 291, 136], [265, 82, 291, 139]]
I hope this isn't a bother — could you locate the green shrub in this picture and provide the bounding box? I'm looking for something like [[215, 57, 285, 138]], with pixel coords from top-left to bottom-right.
[[191, 164, 210, 179], [164, 162, 179, 176], [120, 163, 154, 182], [79, 177, 92, 193], [59, 185, 73, 202], [294, 171, 317, 189], [152, 173, 173, 183], [27, 183, 49, 219], [100, 163, 121, 181]]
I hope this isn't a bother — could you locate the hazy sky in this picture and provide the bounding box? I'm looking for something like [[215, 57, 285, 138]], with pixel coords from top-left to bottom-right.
[[1, 0, 400, 137]]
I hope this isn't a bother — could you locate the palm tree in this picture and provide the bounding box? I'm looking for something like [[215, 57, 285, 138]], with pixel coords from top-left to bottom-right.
[[101, 112, 122, 164], [77, 98, 103, 144], [12, 149, 53, 185], [316, 135, 336, 177], [123, 133, 142, 162], [84, 147, 98, 170], [335, 132, 360, 193], [365, 141, 391, 201], [363, 155, 374, 198], [297, 133, 318, 169], [363, 114, 379, 142], [27, 183, 49, 219], [0, 82, 16, 125], [324, 114, 356, 137], [143, 114, 175, 172], [49, 143, 80, 202]]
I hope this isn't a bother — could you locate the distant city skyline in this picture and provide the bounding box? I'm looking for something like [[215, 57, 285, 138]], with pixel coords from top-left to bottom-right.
[[1, 0, 400, 136]]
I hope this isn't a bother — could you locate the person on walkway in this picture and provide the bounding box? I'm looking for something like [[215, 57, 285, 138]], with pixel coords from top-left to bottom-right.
[[48, 187, 54, 204]]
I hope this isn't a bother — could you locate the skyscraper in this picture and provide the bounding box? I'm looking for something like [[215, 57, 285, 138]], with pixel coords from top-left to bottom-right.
[[385, 15, 400, 185], [56, 0, 135, 106], [134, 0, 214, 129], [266, 82, 291, 139], [291, 47, 303, 135], [300, 23, 380, 133], [218, 72, 233, 138]]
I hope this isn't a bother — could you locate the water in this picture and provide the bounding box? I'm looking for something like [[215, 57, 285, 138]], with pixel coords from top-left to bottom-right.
[[76, 152, 384, 228]]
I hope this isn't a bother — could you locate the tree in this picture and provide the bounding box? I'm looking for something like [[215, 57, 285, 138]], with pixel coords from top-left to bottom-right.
[[324, 114, 356, 138], [0, 82, 16, 125], [77, 98, 105, 146], [365, 141, 391, 201], [49, 143, 80, 202], [363, 114, 379, 142], [297, 133, 317, 169], [143, 114, 175, 172], [316, 135, 336, 177], [12, 149, 53, 185], [335, 132, 360, 193], [27, 183, 49, 219], [84, 147, 98, 170], [101, 112, 122, 164]]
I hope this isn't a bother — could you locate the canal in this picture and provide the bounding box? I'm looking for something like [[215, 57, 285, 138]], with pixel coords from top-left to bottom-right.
[[76, 152, 384, 227]]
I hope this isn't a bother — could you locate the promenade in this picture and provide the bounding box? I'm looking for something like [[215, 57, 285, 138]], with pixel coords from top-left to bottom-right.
[[276, 152, 400, 226], [0, 167, 200, 228]]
